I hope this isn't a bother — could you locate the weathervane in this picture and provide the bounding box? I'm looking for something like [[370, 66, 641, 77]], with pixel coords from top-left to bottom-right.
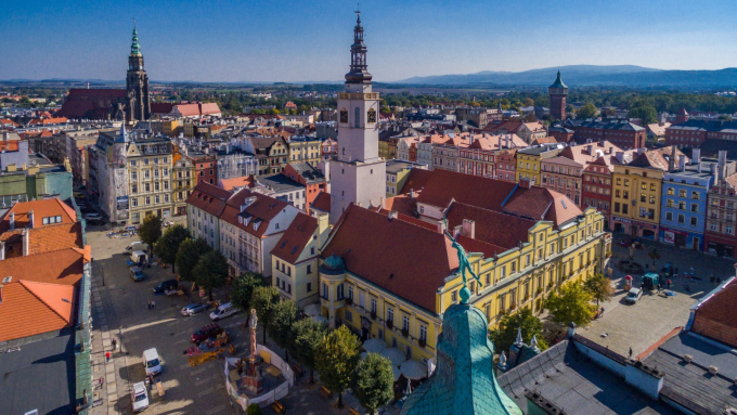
[[355, 3, 361, 22], [445, 231, 483, 304]]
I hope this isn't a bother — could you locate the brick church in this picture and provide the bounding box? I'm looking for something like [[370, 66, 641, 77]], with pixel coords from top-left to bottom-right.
[[57, 27, 150, 122]]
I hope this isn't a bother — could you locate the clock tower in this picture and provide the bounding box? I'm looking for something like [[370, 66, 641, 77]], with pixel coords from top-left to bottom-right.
[[126, 26, 151, 121], [548, 71, 568, 121], [330, 11, 386, 224]]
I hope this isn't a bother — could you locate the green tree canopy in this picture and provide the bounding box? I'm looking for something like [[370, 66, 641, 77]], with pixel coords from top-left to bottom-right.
[[193, 250, 229, 301], [489, 307, 548, 355], [153, 225, 190, 273], [352, 353, 394, 414], [138, 215, 162, 256], [316, 325, 361, 408], [231, 272, 264, 314], [583, 273, 614, 305], [545, 282, 596, 327], [250, 286, 281, 344], [292, 318, 328, 384], [267, 300, 299, 362], [629, 102, 658, 124], [576, 103, 598, 119], [175, 238, 211, 283], [246, 403, 262, 415]]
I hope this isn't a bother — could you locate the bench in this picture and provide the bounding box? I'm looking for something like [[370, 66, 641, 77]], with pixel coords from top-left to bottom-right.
[[349, 408, 361, 415], [320, 386, 332, 399], [272, 400, 286, 414]]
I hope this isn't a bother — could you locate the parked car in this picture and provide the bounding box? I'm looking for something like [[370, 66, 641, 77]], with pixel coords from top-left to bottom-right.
[[125, 241, 147, 253], [618, 239, 633, 248], [142, 348, 162, 376], [131, 250, 148, 265], [209, 302, 240, 321], [84, 213, 103, 222], [131, 381, 150, 413], [181, 303, 208, 316], [625, 287, 643, 304], [129, 266, 144, 282], [191, 323, 223, 342], [153, 279, 178, 294]]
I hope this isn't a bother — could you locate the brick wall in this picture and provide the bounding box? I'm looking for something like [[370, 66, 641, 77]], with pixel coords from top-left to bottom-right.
[[692, 316, 737, 348]]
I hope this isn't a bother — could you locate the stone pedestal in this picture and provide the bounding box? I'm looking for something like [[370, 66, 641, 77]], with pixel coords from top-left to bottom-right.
[[242, 374, 263, 395]]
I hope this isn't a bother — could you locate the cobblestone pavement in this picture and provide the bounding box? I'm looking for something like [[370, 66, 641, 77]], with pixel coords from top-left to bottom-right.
[[86, 223, 376, 415], [578, 234, 736, 357]]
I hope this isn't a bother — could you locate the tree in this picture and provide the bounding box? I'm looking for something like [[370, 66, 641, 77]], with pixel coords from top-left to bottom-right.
[[175, 238, 211, 283], [576, 103, 598, 119], [489, 308, 548, 354], [153, 225, 190, 273], [545, 282, 596, 327], [138, 215, 162, 256], [250, 286, 281, 344], [315, 325, 361, 408], [193, 250, 229, 301], [583, 273, 614, 305], [267, 300, 299, 362], [231, 272, 264, 314], [292, 318, 328, 384], [352, 353, 394, 414], [246, 403, 262, 415], [629, 103, 658, 124]]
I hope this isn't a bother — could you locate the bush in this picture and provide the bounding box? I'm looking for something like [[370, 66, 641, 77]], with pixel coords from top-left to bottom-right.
[[247, 403, 261, 415]]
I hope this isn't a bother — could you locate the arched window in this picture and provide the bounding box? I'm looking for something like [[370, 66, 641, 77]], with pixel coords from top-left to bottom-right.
[[340, 108, 348, 124], [354, 107, 360, 128]]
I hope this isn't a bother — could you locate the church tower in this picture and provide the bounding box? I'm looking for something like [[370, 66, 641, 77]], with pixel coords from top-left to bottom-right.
[[126, 26, 151, 121], [330, 11, 386, 224], [548, 71, 568, 121]]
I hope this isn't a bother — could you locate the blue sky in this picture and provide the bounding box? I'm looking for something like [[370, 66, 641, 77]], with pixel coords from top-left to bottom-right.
[[2, 0, 737, 82]]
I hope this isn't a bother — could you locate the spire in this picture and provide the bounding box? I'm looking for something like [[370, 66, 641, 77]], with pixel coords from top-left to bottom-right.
[[345, 10, 372, 84], [530, 335, 540, 352], [514, 327, 523, 347], [549, 70, 567, 89], [115, 124, 129, 143], [131, 25, 141, 56]]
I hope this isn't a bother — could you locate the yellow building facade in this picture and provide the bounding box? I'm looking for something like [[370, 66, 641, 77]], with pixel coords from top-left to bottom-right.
[[288, 138, 322, 167], [516, 145, 562, 185], [610, 164, 664, 238], [319, 207, 610, 365]]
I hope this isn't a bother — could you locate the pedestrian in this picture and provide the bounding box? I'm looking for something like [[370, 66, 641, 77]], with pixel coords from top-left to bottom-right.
[[629, 347, 633, 359], [667, 279, 672, 289], [112, 338, 117, 351], [151, 300, 155, 309], [147, 301, 151, 310], [105, 351, 111, 363]]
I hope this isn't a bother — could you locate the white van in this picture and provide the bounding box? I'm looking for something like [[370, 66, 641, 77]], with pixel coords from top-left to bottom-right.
[[209, 302, 240, 321], [142, 348, 161, 376], [131, 250, 147, 264]]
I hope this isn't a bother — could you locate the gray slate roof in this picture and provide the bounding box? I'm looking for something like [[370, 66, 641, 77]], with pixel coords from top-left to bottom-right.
[[497, 340, 679, 415]]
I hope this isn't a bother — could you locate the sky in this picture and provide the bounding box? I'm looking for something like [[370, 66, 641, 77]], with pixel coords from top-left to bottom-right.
[[2, 0, 737, 83]]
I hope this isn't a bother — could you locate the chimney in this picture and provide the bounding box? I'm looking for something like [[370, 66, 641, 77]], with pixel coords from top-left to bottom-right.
[[525, 391, 568, 415], [636, 147, 646, 155], [625, 360, 664, 400], [668, 145, 676, 172], [388, 210, 398, 221], [505, 134, 510, 148], [22, 229, 29, 256], [567, 322, 577, 338], [498, 136, 503, 149], [586, 144, 593, 155], [0, 241, 5, 260], [437, 220, 447, 234], [692, 148, 701, 165], [9, 212, 14, 230], [679, 155, 686, 171], [519, 178, 532, 189], [719, 150, 727, 166], [616, 152, 624, 164], [27, 210, 34, 229], [453, 225, 462, 238], [469, 133, 475, 145], [409, 188, 416, 200], [461, 219, 476, 239]]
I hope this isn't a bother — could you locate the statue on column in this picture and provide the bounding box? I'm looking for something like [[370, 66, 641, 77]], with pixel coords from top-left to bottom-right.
[[249, 309, 258, 362]]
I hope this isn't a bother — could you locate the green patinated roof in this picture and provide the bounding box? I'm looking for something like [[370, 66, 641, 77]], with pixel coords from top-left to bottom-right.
[[549, 70, 567, 89], [401, 303, 523, 415], [131, 27, 141, 56]]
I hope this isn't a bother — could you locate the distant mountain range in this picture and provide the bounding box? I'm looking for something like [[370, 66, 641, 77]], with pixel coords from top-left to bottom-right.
[[396, 65, 737, 88]]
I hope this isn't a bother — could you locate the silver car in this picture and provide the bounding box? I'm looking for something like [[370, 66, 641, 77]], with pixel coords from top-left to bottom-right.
[[625, 287, 643, 304], [181, 303, 208, 316]]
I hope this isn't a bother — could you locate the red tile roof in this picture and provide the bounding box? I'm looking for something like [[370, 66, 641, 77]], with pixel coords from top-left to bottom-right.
[[0, 248, 86, 286], [220, 175, 256, 191], [398, 168, 434, 195], [0, 280, 75, 342], [219, 188, 290, 238], [310, 191, 331, 213], [323, 205, 460, 313], [0, 198, 77, 233], [384, 195, 417, 217], [444, 202, 534, 249], [186, 182, 233, 217], [271, 213, 317, 264]]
